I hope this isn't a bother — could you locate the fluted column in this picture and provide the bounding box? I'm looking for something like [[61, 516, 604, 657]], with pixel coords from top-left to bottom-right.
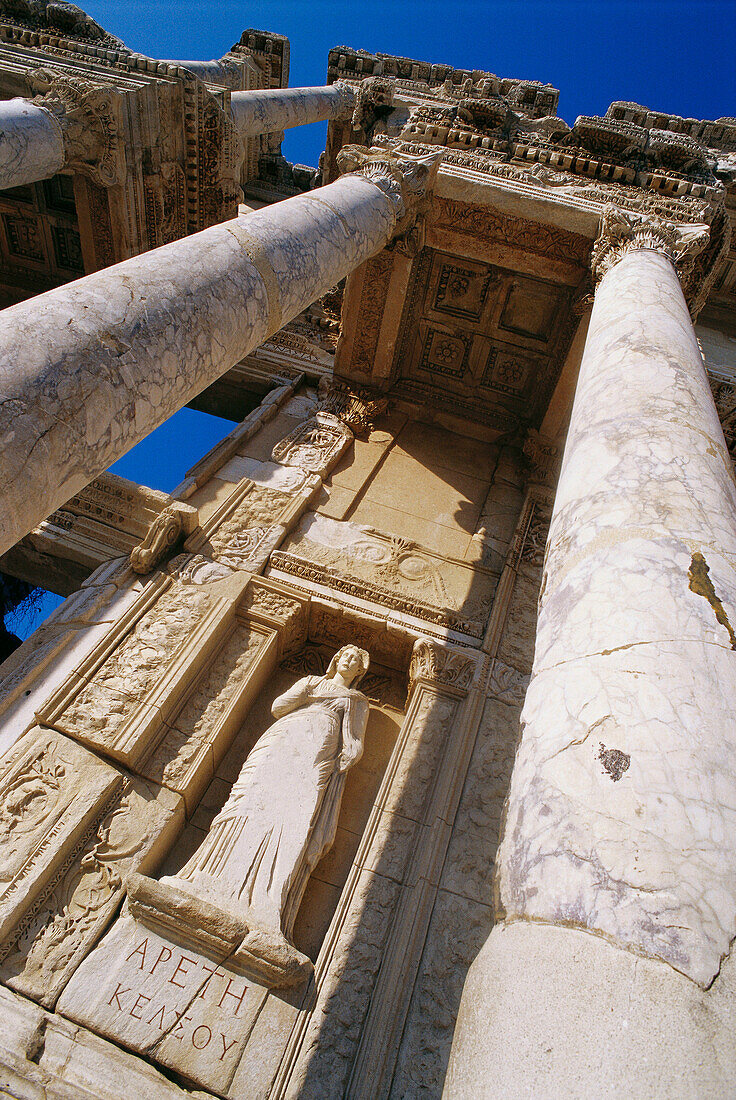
[[446, 207, 736, 1096], [229, 82, 354, 137], [0, 147, 440, 557]]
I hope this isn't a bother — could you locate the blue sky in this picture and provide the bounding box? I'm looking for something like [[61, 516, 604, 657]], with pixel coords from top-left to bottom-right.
[[9, 0, 735, 637]]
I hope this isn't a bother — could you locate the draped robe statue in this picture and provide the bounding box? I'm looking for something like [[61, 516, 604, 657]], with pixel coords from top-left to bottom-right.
[[171, 644, 370, 944]]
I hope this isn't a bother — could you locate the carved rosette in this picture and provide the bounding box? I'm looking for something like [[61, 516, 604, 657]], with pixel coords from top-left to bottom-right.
[[591, 204, 710, 302], [28, 68, 124, 187], [336, 144, 443, 239], [408, 638, 477, 695]]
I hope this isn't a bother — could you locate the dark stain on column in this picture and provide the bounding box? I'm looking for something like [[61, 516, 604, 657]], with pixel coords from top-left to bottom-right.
[[598, 743, 630, 781], [688, 551, 736, 650]]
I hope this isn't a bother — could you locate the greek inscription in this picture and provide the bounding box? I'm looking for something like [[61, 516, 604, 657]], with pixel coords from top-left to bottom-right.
[[106, 942, 249, 1061]]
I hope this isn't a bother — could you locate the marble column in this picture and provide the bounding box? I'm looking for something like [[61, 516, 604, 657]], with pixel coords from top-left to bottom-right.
[[445, 206, 736, 1096], [0, 147, 440, 557], [229, 82, 355, 138], [0, 97, 64, 189]]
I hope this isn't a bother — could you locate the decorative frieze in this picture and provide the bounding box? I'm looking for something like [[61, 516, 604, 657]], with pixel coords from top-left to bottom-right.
[[0, 726, 121, 946], [35, 571, 249, 766]]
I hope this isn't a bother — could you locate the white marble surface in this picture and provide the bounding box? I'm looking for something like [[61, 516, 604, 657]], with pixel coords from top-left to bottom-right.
[[0, 97, 64, 190], [0, 172, 396, 557], [497, 248, 736, 987], [229, 83, 354, 137]]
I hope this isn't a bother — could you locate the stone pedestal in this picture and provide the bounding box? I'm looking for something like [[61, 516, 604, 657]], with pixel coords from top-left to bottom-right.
[[229, 83, 355, 137], [446, 208, 736, 1094]]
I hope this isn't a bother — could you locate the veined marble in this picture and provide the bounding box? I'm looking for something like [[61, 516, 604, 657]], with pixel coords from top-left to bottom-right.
[[496, 247, 736, 987], [229, 83, 355, 138], [0, 97, 64, 189], [0, 172, 396, 557]]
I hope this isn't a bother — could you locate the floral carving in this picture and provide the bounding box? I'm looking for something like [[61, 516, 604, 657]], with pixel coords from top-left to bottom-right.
[[337, 144, 443, 237], [317, 378, 388, 435], [591, 204, 710, 298], [409, 639, 476, 693], [272, 412, 354, 475], [29, 67, 124, 186]]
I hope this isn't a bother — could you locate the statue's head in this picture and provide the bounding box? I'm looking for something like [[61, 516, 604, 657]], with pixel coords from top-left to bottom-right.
[[327, 644, 370, 688]]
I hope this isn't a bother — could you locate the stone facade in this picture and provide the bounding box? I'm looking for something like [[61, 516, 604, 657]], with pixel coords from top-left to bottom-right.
[[0, 7, 734, 1098]]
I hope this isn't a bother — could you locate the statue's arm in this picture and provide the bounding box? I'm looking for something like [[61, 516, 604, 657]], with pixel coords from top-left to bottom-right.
[[271, 676, 315, 720], [338, 696, 370, 773]]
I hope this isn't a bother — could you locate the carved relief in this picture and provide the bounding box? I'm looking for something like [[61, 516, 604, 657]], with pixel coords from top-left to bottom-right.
[[317, 378, 388, 435], [129, 506, 182, 574], [244, 579, 308, 654], [274, 513, 497, 639], [272, 412, 354, 475], [432, 197, 591, 266], [523, 428, 561, 487], [337, 144, 443, 238], [140, 623, 265, 796], [346, 251, 395, 376], [409, 639, 476, 693], [0, 727, 120, 946], [35, 574, 255, 766], [591, 204, 710, 289], [0, 776, 182, 1008], [143, 163, 186, 247], [29, 68, 124, 187], [204, 482, 294, 571]]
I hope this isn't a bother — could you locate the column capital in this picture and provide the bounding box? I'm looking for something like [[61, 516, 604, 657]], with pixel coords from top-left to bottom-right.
[[408, 637, 478, 696], [332, 79, 358, 119], [28, 67, 124, 187], [591, 204, 710, 292], [336, 144, 443, 239]]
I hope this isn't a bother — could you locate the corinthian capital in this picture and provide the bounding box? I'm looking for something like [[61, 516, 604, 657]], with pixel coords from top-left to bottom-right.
[[336, 144, 443, 238], [333, 80, 357, 119], [29, 68, 124, 187], [591, 204, 710, 287]]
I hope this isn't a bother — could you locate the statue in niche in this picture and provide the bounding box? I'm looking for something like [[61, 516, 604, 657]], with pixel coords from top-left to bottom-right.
[[169, 644, 370, 946]]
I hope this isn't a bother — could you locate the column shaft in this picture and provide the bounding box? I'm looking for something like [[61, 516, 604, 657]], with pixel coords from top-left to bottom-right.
[[445, 238, 736, 1095], [0, 97, 64, 189], [0, 173, 395, 556], [229, 84, 353, 137], [495, 246, 736, 986]]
